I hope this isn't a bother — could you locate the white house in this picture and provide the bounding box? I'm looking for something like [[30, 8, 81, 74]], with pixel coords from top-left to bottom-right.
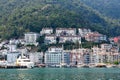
[[101, 44, 112, 51], [59, 36, 81, 43], [45, 35, 56, 44], [9, 39, 20, 45], [7, 44, 17, 52], [24, 32, 39, 46], [40, 28, 53, 35], [56, 28, 76, 36], [78, 28, 91, 37]]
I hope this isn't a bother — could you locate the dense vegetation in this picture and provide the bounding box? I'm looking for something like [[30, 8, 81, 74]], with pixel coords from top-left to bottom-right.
[[80, 0, 120, 19], [0, 0, 120, 39]]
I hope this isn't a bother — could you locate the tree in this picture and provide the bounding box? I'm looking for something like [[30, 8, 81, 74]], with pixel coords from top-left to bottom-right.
[[56, 37, 59, 44], [114, 61, 119, 65], [36, 36, 45, 44]]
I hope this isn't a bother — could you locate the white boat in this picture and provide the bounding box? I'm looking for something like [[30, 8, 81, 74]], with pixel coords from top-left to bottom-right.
[[95, 63, 107, 68], [16, 56, 34, 68], [107, 64, 118, 68]]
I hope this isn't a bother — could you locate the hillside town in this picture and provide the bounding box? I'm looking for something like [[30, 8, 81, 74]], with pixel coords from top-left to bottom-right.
[[0, 28, 120, 68]]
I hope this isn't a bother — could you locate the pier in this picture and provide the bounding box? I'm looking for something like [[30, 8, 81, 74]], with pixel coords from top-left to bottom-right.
[[0, 65, 27, 69]]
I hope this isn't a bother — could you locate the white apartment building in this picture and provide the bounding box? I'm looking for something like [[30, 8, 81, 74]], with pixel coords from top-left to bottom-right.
[[91, 46, 102, 64], [24, 32, 39, 46], [45, 35, 56, 44], [29, 52, 43, 64], [101, 44, 112, 51], [48, 47, 63, 53], [45, 46, 71, 66], [44, 52, 62, 66], [7, 51, 20, 64], [7, 44, 17, 52], [59, 36, 81, 43], [78, 28, 91, 37], [40, 28, 53, 35], [56, 28, 76, 36]]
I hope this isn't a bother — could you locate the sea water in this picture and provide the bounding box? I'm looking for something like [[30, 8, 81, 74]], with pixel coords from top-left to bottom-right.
[[0, 68, 120, 80]]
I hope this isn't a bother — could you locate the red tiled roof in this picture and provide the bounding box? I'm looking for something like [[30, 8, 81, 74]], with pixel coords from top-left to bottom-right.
[[86, 32, 103, 37]]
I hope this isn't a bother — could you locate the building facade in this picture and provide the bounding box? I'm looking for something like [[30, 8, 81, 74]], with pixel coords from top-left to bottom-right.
[[44, 35, 56, 44], [85, 32, 107, 42], [44, 52, 62, 66], [24, 32, 39, 46], [78, 28, 91, 37], [7, 51, 20, 64], [40, 28, 53, 35], [29, 52, 43, 64], [59, 36, 81, 43], [56, 28, 76, 36]]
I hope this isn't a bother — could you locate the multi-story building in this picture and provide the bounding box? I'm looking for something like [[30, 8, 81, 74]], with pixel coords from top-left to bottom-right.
[[29, 52, 43, 64], [69, 48, 90, 65], [92, 45, 120, 64], [91, 46, 102, 64], [63, 52, 70, 65], [101, 44, 112, 50], [56, 28, 76, 36], [44, 52, 62, 66], [110, 53, 120, 63], [78, 28, 91, 37], [83, 52, 91, 64], [40, 28, 53, 35], [7, 44, 17, 52], [59, 36, 81, 43], [44, 35, 56, 44], [7, 51, 20, 64], [85, 32, 107, 42], [48, 47, 63, 52], [24, 32, 39, 46], [45, 46, 71, 66], [101, 44, 112, 52]]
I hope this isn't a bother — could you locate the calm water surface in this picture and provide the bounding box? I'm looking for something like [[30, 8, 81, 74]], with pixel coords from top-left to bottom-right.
[[0, 68, 120, 80]]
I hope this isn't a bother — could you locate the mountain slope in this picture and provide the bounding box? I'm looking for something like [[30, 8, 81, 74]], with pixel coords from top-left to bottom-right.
[[80, 0, 120, 19], [0, 0, 119, 39]]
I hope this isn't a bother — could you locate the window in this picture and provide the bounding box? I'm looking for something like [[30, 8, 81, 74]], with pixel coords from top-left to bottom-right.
[[23, 60, 30, 62]]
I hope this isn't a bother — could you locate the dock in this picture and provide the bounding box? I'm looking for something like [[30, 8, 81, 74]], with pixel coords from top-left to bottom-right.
[[0, 65, 27, 69]]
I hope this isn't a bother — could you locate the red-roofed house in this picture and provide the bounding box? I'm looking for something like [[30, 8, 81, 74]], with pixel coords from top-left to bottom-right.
[[114, 36, 120, 43], [85, 32, 107, 42]]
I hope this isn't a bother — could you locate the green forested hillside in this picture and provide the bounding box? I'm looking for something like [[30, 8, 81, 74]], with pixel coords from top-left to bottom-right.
[[0, 0, 120, 39], [80, 0, 120, 19]]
